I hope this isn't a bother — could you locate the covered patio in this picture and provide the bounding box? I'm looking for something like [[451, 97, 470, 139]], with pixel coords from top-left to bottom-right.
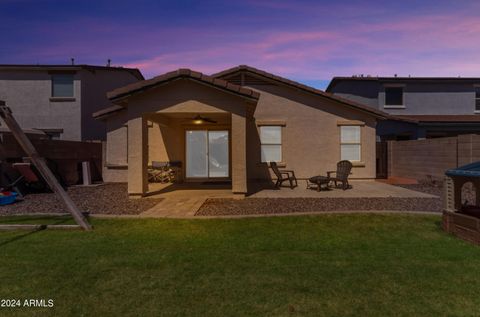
[[97, 69, 259, 198]]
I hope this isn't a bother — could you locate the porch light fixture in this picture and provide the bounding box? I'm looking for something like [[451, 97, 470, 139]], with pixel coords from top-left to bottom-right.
[[192, 115, 216, 124]]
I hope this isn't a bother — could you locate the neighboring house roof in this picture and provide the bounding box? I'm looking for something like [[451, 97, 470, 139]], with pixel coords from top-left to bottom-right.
[[212, 65, 389, 119], [326, 76, 480, 91], [0, 64, 144, 80], [93, 69, 260, 119], [394, 115, 480, 123]]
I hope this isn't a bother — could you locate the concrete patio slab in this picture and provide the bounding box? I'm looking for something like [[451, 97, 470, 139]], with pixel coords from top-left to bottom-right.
[[248, 180, 438, 198], [145, 182, 235, 199], [376, 177, 419, 185]]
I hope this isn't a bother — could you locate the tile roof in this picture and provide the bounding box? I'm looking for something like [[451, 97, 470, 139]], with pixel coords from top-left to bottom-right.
[[326, 76, 480, 91], [395, 115, 480, 123], [94, 69, 260, 119], [107, 68, 260, 101], [0, 64, 144, 80], [212, 65, 389, 119], [92, 104, 125, 120]]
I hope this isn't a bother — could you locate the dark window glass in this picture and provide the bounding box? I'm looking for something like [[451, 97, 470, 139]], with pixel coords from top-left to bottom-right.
[[385, 87, 403, 106], [476, 87, 480, 111], [52, 74, 74, 97], [475, 87, 480, 99]]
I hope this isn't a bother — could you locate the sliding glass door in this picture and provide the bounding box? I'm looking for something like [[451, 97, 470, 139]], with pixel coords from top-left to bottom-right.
[[186, 130, 229, 179]]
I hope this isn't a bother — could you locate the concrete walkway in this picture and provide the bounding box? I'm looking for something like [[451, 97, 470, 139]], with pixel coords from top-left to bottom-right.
[[140, 197, 206, 218], [139, 181, 438, 218], [141, 183, 235, 218]]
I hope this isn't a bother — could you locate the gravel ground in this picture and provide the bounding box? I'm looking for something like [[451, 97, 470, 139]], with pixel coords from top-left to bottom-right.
[[196, 184, 443, 216], [0, 183, 163, 216], [394, 184, 443, 197], [196, 197, 442, 216]]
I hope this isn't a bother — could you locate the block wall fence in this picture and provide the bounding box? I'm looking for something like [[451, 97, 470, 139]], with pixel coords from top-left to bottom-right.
[[387, 134, 480, 181]]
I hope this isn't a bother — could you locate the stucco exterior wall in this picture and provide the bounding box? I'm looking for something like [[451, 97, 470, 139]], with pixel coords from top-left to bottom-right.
[[378, 83, 477, 115], [0, 67, 141, 141], [102, 111, 128, 182], [146, 114, 231, 166], [102, 77, 379, 194], [330, 80, 479, 115], [246, 84, 377, 180], [145, 116, 185, 179], [103, 79, 250, 194], [330, 81, 380, 109], [0, 70, 82, 140], [80, 69, 141, 141]]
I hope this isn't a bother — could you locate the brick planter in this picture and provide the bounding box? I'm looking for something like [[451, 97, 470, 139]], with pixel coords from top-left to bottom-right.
[[443, 210, 480, 245]]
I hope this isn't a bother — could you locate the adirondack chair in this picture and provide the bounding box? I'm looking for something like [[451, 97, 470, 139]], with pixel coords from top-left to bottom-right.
[[269, 162, 298, 189], [327, 160, 353, 190]]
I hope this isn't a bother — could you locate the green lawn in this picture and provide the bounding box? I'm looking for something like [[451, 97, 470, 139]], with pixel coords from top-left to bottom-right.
[[0, 214, 480, 316]]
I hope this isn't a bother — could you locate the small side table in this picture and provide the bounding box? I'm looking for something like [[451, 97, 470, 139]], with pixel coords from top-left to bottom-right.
[[306, 176, 330, 192]]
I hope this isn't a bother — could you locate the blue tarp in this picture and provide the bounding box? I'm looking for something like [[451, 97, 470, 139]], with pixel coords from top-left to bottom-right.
[[446, 161, 480, 178]]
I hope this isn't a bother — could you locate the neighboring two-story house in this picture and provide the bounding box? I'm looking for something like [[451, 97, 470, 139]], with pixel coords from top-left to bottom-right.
[[326, 77, 480, 139], [0, 64, 143, 141]]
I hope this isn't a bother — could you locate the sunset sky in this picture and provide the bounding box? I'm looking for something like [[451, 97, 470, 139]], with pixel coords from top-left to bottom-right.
[[1, 0, 479, 89]]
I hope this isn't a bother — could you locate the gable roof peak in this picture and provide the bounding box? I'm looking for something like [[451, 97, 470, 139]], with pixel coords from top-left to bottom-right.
[[106, 68, 260, 102], [213, 65, 389, 119]]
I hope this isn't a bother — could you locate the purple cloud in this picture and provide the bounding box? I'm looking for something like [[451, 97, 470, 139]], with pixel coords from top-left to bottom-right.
[[1, 1, 480, 88]]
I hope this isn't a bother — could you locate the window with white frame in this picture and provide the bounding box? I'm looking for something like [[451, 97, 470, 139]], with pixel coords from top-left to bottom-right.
[[51, 74, 74, 97], [260, 126, 282, 162], [340, 125, 361, 162], [475, 86, 480, 112], [384, 86, 403, 107]]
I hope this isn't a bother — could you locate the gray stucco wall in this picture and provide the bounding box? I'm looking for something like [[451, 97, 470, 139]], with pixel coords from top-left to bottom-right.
[[378, 83, 477, 115], [330, 80, 479, 115], [330, 81, 380, 109], [0, 70, 82, 140], [80, 69, 141, 141], [0, 68, 141, 141]]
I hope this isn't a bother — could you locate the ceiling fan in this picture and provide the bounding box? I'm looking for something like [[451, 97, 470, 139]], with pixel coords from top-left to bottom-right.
[[192, 115, 217, 124]]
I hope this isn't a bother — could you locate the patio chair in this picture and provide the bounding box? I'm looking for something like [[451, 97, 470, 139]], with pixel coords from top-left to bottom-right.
[[148, 161, 176, 183], [269, 162, 298, 189], [326, 160, 353, 190]]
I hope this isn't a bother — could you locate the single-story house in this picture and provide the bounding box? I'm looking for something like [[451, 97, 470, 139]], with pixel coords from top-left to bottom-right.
[[93, 65, 389, 197]]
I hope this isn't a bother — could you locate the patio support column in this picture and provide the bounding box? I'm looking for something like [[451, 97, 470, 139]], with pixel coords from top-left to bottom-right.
[[128, 115, 148, 196], [231, 112, 247, 195]]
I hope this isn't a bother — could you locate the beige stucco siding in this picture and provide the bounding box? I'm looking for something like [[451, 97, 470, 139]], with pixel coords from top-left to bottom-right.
[[102, 76, 379, 195], [103, 111, 128, 182], [146, 117, 184, 164], [103, 79, 251, 194], [246, 84, 377, 180]]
